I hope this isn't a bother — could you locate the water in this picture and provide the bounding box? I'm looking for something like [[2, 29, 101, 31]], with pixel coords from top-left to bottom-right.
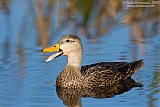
[[0, 0, 159, 107]]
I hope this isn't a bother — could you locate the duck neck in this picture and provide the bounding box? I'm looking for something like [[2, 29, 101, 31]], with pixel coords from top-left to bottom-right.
[[67, 52, 82, 69]]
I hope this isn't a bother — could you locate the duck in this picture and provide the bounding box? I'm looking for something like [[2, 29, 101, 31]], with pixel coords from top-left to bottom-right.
[[41, 34, 144, 89]]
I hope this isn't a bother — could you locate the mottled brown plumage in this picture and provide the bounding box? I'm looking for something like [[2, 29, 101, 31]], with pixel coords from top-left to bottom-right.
[[56, 78, 143, 106], [81, 60, 144, 88], [41, 34, 144, 89]]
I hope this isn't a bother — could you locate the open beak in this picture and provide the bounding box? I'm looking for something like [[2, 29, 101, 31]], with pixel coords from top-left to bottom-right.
[[41, 43, 63, 62]]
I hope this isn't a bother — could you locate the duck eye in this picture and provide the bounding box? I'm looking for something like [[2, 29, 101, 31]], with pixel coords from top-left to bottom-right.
[[66, 40, 70, 42]]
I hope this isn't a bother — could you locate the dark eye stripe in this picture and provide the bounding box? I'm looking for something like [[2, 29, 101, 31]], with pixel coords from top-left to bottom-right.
[[66, 40, 75, 42], [66, 40, 70, 42]]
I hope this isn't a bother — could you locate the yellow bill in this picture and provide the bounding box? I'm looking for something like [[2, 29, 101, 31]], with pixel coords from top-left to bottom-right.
[[41, 43, 60, 52], [41, 43, 63, 62]]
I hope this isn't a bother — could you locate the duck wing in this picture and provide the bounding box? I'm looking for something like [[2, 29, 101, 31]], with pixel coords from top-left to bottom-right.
[[81, 59, 144, 87]]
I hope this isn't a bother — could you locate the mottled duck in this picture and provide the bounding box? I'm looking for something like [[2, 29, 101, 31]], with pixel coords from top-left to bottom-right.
[[41, 34, 144, 89]]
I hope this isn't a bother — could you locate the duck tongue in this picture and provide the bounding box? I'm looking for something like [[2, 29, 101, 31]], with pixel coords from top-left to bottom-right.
[[46, 51, 63, 62]]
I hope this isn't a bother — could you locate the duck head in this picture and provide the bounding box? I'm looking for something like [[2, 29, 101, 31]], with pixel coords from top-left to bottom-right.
[[41, 34, 82, 63]]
